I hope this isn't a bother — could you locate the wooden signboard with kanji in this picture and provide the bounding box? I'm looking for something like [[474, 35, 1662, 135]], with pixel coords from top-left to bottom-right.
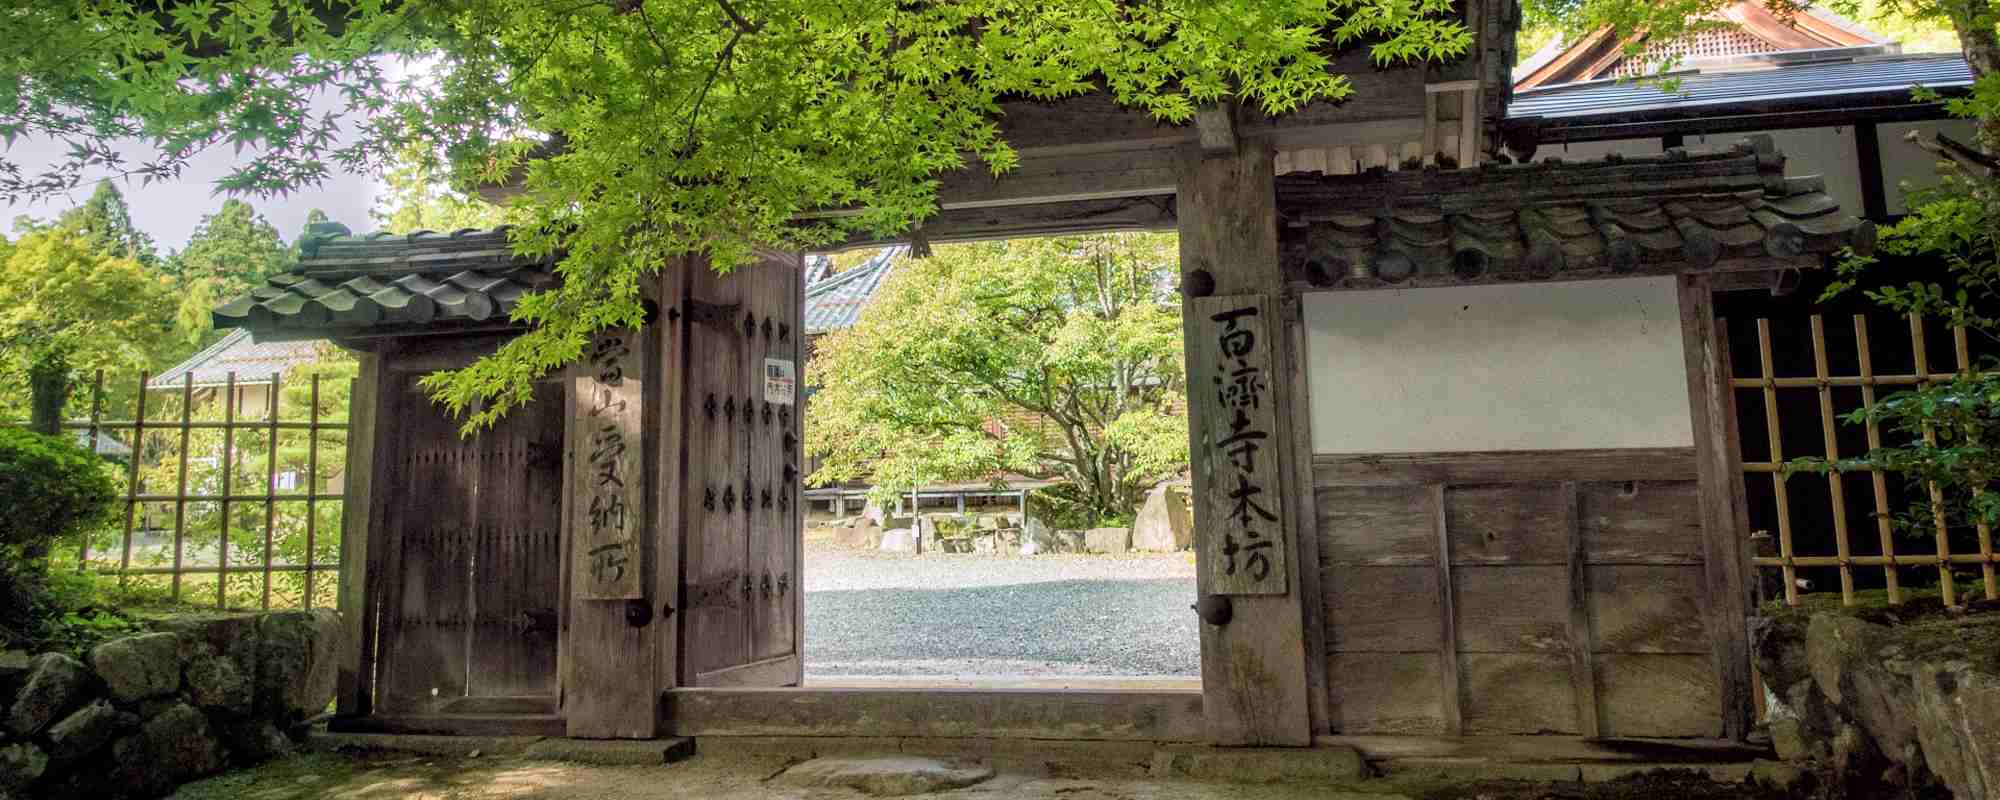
[[571, 327, 646, 600], [1189, 294, 1290, 596]]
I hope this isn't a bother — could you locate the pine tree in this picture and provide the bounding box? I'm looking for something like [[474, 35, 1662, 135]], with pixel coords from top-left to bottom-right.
[[57, 184, 157, 267]]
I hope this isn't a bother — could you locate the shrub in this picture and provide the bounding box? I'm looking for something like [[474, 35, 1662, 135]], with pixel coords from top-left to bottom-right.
[[0, 428, 120, 651], [0, 427, 119, 553]]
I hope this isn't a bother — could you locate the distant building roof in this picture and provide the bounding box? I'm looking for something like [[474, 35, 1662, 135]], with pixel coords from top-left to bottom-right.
[[804, 247, 903, 335], [1510, 52, 1974, 123], [149, 329, 325, 390], [1515, 1, 1885, 89], [213, 224, 556, 340]]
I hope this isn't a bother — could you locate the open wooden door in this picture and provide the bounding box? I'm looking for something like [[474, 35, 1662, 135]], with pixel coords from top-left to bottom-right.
[[678, 250, 806, 687]]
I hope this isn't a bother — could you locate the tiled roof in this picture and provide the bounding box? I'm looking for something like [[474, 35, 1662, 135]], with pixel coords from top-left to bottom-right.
[[213, 225, 556, 338], [804, 247, 902, 335], [148, 330, 326, 389], [1509, 52, 1972, 121], [1274, 137, 1872, 287]]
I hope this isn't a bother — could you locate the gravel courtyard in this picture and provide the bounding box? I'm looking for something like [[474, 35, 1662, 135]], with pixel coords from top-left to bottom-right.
[[802, 545, 1200, 679]]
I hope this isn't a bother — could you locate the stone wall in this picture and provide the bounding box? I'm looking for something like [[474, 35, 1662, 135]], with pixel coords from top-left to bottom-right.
[[1752, 601, 2000, 799], [0, 610, 341, 800]]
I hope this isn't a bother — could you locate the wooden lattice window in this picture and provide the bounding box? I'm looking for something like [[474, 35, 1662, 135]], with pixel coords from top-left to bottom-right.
[[1732, 313, 1999, 608]]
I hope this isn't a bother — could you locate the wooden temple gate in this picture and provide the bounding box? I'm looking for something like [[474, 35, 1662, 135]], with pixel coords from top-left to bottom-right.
[[208, 0, 1877, 753]]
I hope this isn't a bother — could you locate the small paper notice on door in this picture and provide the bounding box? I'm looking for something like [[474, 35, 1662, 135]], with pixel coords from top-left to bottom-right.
[[764, 358, 796, 405]]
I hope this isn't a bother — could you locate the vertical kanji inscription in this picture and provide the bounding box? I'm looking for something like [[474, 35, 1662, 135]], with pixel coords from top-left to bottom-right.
[[1190, 295, 1289, 595], [572, 328, 645, 599]]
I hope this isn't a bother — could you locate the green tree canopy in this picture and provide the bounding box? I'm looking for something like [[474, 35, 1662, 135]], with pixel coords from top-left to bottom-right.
[[166, 198, 294, 346], [371, 145, 512, 234], [2, 0, 1472, 430], [0, 226, 178, 414], [59, 184, 159, 267], [806, 235, 1188, 525]]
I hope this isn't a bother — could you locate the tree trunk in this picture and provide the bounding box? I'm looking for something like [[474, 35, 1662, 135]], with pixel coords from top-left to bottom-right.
[[1953, 1, 2000, 146], [28, 352, 68, 437]]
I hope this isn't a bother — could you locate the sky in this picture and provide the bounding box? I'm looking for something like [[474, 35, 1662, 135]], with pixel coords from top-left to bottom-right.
[[4, 136, 383, 251]]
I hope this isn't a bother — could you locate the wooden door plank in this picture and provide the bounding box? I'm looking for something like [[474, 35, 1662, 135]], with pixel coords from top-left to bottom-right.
[[684, 257, 753, 684], [1178, 141, 1313, 746], [1676, 274, 1753, 741], [653, 257, 691, 698], [1431, 483, 1464, 735], [1561, 481, 1602, 739]]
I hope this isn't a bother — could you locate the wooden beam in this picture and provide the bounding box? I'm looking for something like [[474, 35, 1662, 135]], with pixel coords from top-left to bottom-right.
[[652, 259, 690, 703], [1855, 121, 1887, 220], [1518, 99, 1956, 145], [1177, 140, 1315, 746], [811, 195, 1176, 251], [662, 687, 1205, 742], [1313, 448, 1698, 485], [1676, 274, 1754, 741]]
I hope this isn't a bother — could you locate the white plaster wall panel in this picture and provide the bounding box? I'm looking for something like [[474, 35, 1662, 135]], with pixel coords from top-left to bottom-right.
[[1880, 119, 1979, 215], [1305, 277, 1693, 454]]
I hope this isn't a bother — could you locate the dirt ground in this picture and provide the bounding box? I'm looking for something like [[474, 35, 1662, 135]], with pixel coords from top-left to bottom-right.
[[172, 750, 1798, 800]]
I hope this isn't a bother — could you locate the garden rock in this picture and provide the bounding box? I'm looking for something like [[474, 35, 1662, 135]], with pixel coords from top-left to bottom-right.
[[107, 703, 225, 797], [834, 523, 883, 549], [1018, 527, 1082, 555], [255, 610, 340, 721], [777, 756, 995, 796], [0, 651, 31, 692], [90, 632, 182, 703], [1084, 527, 1131, 554], [1909, 659, 2000, 800], [219, 719, 295, 763], [878, 528, 918, 553], [6, 654, 88, 736], [1805, 615, 1920, 760], [185, 649, 252, 713], [1131, 484, 1193, 552], [42, 700, 135, 766], [0, 742, 46, 792]]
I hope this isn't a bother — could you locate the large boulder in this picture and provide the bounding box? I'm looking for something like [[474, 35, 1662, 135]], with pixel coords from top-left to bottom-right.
[[1083, 527, 1132, 555], [43, 699, 137, 766], [90, 633, 182, 704], [255, 610, 341, 722], [834, 523, 883, 549], [1910, 659, 2000, 800], [1019, 528, 1083, 555], [1131, 484, 1193, 552], [184, 647, 252, 714], [104, 703, 225, 798], [878, 528, 918, 553], [1805, 615, 1922, 761], [0, 742, 47, 794], [0, 650, 32, 695], [6, 654, 90, 736]]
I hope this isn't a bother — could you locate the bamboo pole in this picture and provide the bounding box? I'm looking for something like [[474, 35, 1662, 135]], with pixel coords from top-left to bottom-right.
[[1810, 316, 1856, 604], [1755, 553, 2000, 567], [77, 370, 103, 569], [1911, 316, 1957, 607], [119, 374, 149, 582], [1756, 320, 1799, 605], [1954, 326, 1998, 601], [305, 374, 321, 609], [218, 372, 237, 609], [261, 373, 282, 610], [172, 374, 194, 601], [1854, 316, 1901, 604]]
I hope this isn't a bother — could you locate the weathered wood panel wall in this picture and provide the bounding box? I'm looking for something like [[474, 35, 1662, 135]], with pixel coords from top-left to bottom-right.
[[1316, 450, 1725, 738]]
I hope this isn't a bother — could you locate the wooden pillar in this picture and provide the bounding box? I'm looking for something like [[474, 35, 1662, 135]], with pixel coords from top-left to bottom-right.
[[1178, 140, 1317, 746], [1678, 274, 1755, 741], [336, 347, 394, 718], [563, 261, 688, 739]]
